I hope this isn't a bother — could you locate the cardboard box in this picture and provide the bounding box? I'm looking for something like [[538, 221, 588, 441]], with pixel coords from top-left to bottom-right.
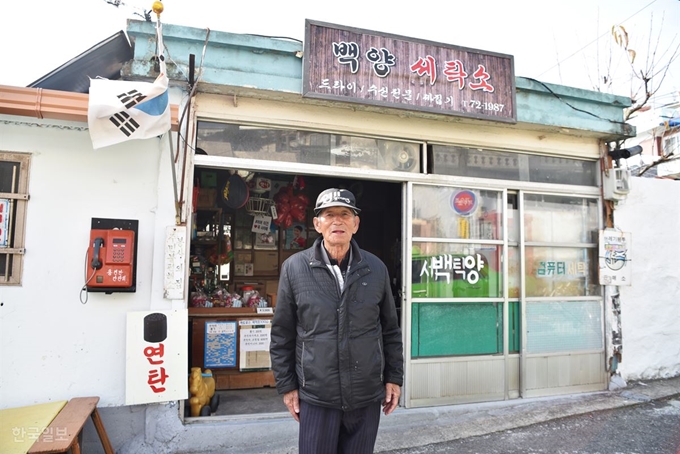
[[265, 279, 279, 296], [254, 251, 278, 275], [197, 188, 216, 208]]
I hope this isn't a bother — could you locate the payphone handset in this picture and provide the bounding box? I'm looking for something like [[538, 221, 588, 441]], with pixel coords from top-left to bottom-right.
[[87, 229, 135, 288]]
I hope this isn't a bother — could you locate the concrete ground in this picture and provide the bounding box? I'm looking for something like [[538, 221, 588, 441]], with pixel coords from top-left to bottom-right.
[[374, 376, 680, 452], [84, 375, 679, 453]]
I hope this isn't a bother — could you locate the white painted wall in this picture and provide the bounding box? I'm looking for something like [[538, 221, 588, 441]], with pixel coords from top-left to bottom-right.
[[0, 116, 179, 408], [614, 176, 680, 380]]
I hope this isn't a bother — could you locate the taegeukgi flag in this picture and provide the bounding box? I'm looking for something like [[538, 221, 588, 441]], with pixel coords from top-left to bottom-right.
[[88, 23, 170, 149]]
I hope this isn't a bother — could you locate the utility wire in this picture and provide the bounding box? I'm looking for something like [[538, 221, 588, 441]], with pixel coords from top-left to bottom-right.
[[524, 77, 628, 125]]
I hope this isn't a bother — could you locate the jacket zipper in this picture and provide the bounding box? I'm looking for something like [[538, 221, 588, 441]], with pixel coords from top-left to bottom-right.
[[378, 339, 384, 382], [301, 342, 306, 387]]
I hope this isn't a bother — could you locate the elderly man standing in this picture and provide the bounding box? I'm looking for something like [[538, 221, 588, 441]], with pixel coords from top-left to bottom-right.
[[270, 187, 404, 454]]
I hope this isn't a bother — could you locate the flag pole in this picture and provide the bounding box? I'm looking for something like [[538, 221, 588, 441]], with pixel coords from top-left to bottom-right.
[[153, 2, 165, 75], [167, 132, 181, 225], [152, 1, 181, 225]]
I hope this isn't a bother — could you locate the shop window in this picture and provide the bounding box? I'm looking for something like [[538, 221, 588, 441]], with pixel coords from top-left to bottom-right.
[[524, 194, 599, 243], [525, 247, 600, 297], [411, 186, 504, 299], [522, 193, 602, 356], [196, 122, 421, 174], [411, 302, 520, 357], [412, 186, 503, 240], [412, 242, 502, 299], [525, 301, 603, 354], [429, 145, 598, 186], [524, 194, 600, 297], [0, 152, 30, 285]]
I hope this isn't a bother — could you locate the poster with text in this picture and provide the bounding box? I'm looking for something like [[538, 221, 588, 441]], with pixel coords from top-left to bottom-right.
[[239, 319, 272, 371], [126, 310, 188, 405], [204, 321, 237, 368], [599, 229, 632, 286]]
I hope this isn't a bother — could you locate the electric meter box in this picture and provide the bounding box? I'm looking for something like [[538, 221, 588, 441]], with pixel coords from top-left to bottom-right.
[[603, 168, 631, 201]]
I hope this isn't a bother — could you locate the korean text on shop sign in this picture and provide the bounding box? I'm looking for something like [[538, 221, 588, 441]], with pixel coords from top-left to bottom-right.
[[144, 343, 168, 393], [419, 253, 485, 285]]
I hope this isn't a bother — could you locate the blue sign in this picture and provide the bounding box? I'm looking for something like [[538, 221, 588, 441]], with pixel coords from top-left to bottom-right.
[[204, 321, 237, 368]]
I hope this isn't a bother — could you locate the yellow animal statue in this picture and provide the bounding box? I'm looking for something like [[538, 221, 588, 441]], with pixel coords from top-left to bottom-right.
[[188, 367, 216, 416]]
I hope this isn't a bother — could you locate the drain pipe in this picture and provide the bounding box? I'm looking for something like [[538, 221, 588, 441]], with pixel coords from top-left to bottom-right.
[[0, 85, 179, 129]]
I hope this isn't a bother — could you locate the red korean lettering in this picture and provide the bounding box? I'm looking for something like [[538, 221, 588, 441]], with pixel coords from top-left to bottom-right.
[[148, 367, 169, 393], [443, 60, 468, 89], [469, 65, 494, 92], [410, 55, 437, 85], [144, 343, 165, 365]]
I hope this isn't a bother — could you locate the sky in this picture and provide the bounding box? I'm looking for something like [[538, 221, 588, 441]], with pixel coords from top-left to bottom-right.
[[1, 0, 678, 107]]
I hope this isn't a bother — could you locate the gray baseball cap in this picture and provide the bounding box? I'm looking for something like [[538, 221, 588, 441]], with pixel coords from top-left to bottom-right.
[[314, 188, 361, 215]]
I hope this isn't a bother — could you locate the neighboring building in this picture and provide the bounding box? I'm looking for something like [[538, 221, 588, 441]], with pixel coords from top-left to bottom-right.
[[622, 102, 680, 179], [3, 17, 676, 454]]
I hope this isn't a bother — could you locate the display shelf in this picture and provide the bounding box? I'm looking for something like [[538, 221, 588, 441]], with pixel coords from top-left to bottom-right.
[[214, 370, 275, 390], [189, 307, 273, 317], [191, 239, 219, 245]]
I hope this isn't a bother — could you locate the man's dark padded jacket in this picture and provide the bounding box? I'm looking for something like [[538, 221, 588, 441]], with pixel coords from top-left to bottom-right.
[[270, 237, 404, 411]]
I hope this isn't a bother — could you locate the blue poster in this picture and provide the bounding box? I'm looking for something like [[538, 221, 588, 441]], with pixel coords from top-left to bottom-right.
[[204, 321, 237, 368]]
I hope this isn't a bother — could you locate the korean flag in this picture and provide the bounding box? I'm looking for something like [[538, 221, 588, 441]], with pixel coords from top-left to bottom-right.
[[88, 23, 170, 149]]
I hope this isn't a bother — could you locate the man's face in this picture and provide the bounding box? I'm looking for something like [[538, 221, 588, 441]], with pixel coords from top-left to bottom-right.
[[313, 206, 360, 248]]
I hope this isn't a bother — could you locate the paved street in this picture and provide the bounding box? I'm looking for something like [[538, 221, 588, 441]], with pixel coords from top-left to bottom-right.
[[381, 396, 680, 454]]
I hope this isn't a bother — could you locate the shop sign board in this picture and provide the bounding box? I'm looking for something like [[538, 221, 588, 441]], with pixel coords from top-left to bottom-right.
[[599, 229, 632, 286], [303, 20, 516, 123], [126, 310, 188, 405], [163, 225, 186, 300]]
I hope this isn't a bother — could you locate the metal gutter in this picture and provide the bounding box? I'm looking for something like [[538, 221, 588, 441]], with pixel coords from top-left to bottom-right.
[[0, 85, 179, 131]]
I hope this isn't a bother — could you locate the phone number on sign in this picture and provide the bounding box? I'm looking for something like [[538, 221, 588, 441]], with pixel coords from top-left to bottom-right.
[[462, 100, 505, 112]]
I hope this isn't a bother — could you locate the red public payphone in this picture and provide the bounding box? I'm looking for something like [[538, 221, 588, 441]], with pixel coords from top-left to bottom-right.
[[86, 229, 135, 289]]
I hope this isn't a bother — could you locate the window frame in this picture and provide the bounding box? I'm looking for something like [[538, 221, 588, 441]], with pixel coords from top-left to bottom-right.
[[1, 151, 31, 285]]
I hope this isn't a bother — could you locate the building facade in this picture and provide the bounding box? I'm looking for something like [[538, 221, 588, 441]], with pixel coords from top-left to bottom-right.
[[6, 18, 675, 454]]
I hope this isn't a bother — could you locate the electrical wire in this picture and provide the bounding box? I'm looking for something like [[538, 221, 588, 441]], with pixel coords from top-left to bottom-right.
[[524, 77, 628, 125], [79, 248, 97, 304], [246, 34, 302, 44], [172, 27, 212, 225]]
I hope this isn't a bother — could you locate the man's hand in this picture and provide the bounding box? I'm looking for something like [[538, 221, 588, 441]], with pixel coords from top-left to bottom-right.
[[283, 389, 300, 422], [382, 383, 401, 415]]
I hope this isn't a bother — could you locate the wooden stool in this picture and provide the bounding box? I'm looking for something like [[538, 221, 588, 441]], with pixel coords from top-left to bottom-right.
[[28, 397, 113, 454]]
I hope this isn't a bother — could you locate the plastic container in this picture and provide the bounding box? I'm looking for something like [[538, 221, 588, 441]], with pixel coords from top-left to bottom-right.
[[241, 286, 255, 304]]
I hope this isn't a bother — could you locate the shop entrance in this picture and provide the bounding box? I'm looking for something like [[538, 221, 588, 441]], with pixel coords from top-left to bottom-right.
[[404, 183, 606, 408], [188, 167, 402, 417]]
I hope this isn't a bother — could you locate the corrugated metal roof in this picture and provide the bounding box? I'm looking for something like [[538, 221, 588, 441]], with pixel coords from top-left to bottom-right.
[[28, 31, 132, 93]]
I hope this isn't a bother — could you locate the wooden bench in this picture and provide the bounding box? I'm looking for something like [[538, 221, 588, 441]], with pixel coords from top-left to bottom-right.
[[28, 397, 113, 454]]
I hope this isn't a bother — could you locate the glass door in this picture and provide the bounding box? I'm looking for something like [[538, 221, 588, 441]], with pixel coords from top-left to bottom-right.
[[405, 183, 514, 407], [519, 192, 605, 397]]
